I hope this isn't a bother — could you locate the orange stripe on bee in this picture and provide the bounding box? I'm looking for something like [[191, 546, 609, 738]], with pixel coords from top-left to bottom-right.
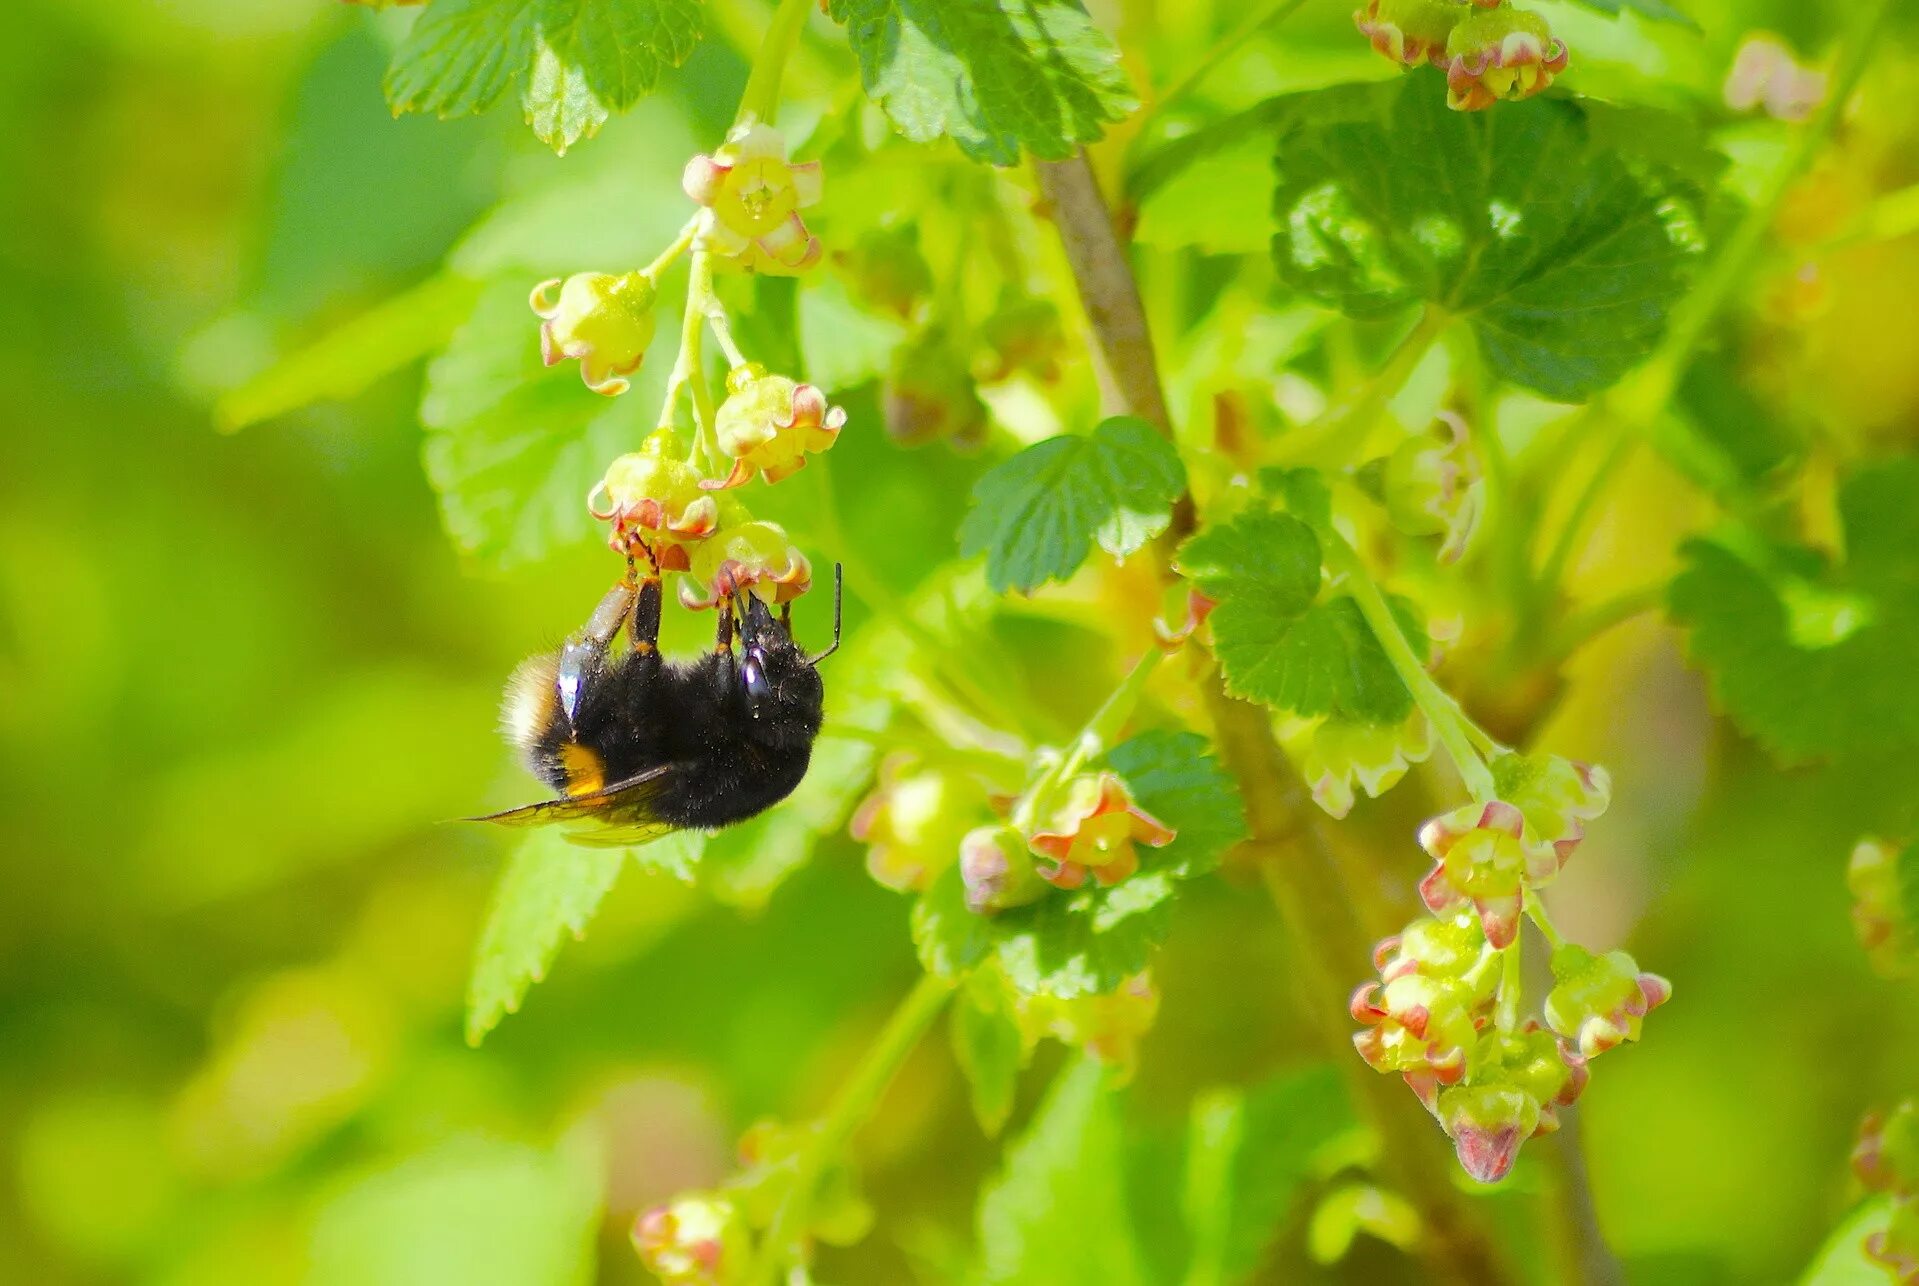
[[560, 743, 606, 797]]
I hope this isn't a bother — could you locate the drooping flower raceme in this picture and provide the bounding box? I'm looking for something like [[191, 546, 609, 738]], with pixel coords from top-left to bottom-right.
[[683, 122, 823, 274], [704, 365, 845, 489], [530, 270, 659, 395]]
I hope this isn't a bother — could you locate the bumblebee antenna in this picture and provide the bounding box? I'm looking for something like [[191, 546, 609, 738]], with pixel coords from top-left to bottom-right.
[[808, 564, 843, 666]]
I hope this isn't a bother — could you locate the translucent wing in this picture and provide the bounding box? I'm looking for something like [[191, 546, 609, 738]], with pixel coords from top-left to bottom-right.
[[467, 765, 678, 849]]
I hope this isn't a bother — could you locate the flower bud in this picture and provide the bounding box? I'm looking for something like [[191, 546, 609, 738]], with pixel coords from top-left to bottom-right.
[[960, 824, 1049, 914], [684, 122, 823, 275], [703, 365, 845, 490], [632, 1192, 748, 1285], [1354, 0, 1470, 68], [1015, 973, 1159, 1076], [851, 757, 981, 893], [1442, 5, 1569, 112], [1490, 753, 1611, 865], [588, 436, 721, 567], [1027, 773, 1176, 890], [1283, 713, 1434, 820], [1425, 1027, 1585, 1182], [678, 520, 812, 610], [1543, 943, 1670, 1059], [1373, 912, 1487, 983], [1417, 800, 1560, 948], [530, 271, 658, 395], [1350, 973, 1479, 1082]]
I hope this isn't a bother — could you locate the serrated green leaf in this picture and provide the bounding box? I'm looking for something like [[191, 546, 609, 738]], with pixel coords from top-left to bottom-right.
[[976, 1058, 1148, 1286], [951, 978, 1026, 1136], [1271, 78, 1702, 402], [420, 274, 667, 568], [466, 828, 625, 1045], [384, 0, 702, 154], [960, 418, 1187, 594], [1177, 510, 1321, 607], [912, 731, 1244, 998], [826, 0, 1136, 166], [1671, 459, 1919, 765]]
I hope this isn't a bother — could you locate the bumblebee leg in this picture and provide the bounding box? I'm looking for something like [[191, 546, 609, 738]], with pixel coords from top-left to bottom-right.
[[629, 577, 662, 655], [715, 596, 736, 654], [558, 581, 637, 724]]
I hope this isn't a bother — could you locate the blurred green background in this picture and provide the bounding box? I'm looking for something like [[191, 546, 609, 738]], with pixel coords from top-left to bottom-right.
[[3, 0, 1918, 1282]]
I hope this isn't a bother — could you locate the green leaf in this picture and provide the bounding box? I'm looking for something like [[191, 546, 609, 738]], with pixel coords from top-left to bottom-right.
[[1670, 459, 1919, 765], [385, 0, 702, 154], [308, 1137, 601, 1286], [950, 977, 1026, 1136], [959, 417, 1187, 594], [825, 0, 1137, 166], [912, 731, 1245, 998], [420, 274, 667, 568], [975, 1058, 1147, 1286], [1270, 78, 1703, 402], [467, 828, 697, 1044], [1179, 512, 1424, 725]]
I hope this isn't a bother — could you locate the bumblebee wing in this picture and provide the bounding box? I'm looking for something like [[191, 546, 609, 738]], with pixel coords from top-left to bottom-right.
[[467, 764, 676, 828]]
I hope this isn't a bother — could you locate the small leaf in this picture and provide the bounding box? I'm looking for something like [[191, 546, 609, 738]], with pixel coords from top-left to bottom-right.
[[912, 732, 1244, 998], [384, 0, 702, 154], [466, 828, 626, 1045], [975, 1058, 1148, 1285], [826, 0, 1137, 166], [959, 417, 1187, 594], [1270, 78, 1704, 402], [951, 977, 1027, 1136]]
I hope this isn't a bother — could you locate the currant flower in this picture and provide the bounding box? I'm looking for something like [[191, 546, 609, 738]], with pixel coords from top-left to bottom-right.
[[960, 823, 1050, 913], [1415, 1026, 1586, 1183], [1724, 33, 1828, 122], [703, 364, 845, 490], [1383, 412, 1484, 564], [1544, 944, 1671, 1059], [976, 297, 1066, 385], [589, 435, 721, 568], [1849, 838, 1914, 978], [1282, 712, 1434, 820], [1855, 1103, 1919, 1278], [631, 1192, 748, 1286], [683, 122, 823, 275], [1491, 751, 1612, 864], [1026, 772, 1176, 889], [1417, 800, 1561, 948], [1354, 0, 1470, 68], [1372, 912, 1488, 984], [1014, 973, 1159, 1077], [1442, 5, 1569, 112], [1350, 973, 1481, 1083], [530, 271, 658, 395], [850, 756, 980, 893], [678, 520, 812, 610]]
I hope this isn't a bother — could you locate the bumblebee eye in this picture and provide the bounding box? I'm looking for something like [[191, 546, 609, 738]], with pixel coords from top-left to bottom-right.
[[742, 653, 772, 712]]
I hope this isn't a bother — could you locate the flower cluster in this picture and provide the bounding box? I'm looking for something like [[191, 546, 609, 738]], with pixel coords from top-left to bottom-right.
[[1352, 752, 1667, 1181], [1354, 0, 1568, 111], [1855, 1102, 1919, 1281]]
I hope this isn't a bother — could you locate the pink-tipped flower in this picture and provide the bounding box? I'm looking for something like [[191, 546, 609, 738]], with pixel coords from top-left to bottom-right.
[[530, 271, 658, 395], [1384, 412, 1484, 565], [1724, 33, 1828, 122], [1424, 1026, 1586, 1183], [1543, 944, 1671, 1059], [1849, 839, 1914, 979], [1354, 0, 1471, 68], [683, 122, 823, 275], [588, 438, 720, 568], [960, 824, 1050, 913], [703, 366, 845, 490], [1015, 973, 1159, 1077], [1373, 912, 1488, 984], [1855, 1101, 1919, 1197], [678, 520, 812, 610], [631, 1192, 747, 1285], [1350, 973, 1480, 1083], [1283, 713, 1434, 820], [850, 757, 980, 893], [1027, 773, 1176, 890], [1441, 5, 1569, 112], [1417, 800, 1560, 948], [1491, 752, 1612, 866]]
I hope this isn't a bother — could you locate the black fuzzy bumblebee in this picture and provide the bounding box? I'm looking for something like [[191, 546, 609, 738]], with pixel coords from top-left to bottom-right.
[[479, 571, 838, 845]]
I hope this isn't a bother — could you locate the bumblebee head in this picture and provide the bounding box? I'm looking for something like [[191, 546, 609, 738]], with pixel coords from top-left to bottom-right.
[[736, 592, 824, 748]]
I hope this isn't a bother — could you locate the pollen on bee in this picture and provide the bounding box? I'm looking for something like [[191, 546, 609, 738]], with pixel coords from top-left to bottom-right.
[[559, 743, 606, 797], [501, 653, 561, 753]]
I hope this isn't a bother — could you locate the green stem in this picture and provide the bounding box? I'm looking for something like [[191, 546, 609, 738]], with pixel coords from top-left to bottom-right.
[[749, 973, 954, 1286], [1324, 534, 1498, 802], [1523, 890, 1565, 951], [1533, 416, 1629, 603], [1271, 306, 1450, 468], [1136, 0, 1312, 129], [734, 0, 813, 128], [1494, 939, 1522, 1033], [1542, 583, 1666, 665], [641, 217, 702, 281], [686, 253, 720, 470], [1012, 648, 1167, 830]]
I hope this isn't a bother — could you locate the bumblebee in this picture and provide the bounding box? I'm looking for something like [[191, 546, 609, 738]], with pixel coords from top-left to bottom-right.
[[480, 570, 838, 845]]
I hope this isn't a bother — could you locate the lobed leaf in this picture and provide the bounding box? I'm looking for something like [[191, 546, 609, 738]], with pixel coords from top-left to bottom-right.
[[825, 0, 1137, 166], [959, 417, 1187, 594]]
